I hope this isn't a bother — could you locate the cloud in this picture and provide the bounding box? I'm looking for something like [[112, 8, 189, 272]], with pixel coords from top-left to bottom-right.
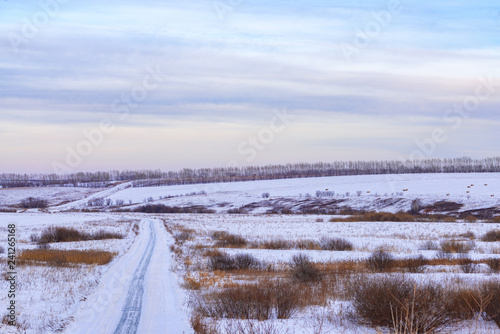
[[0, 0, 499, 172]]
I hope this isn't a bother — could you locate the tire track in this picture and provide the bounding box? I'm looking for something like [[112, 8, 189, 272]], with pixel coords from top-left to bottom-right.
[[113, 220, 156, 334]]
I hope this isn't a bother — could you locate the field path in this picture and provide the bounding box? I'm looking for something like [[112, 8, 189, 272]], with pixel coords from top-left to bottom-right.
[[64, 218, 191, 334], [50, 181, 133, 211]]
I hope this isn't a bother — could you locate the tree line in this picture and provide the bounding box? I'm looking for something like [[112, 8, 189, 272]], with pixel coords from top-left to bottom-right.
[[1, 157, 499, 188]]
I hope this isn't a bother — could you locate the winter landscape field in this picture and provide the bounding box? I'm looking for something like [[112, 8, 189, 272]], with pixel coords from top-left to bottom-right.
[[0, 172, 499, 334]]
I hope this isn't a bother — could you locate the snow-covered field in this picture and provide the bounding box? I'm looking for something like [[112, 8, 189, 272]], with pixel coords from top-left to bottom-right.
[[0, 187, 103, 208], [0, 173, 498, 333], [77, 173, 500, 214]]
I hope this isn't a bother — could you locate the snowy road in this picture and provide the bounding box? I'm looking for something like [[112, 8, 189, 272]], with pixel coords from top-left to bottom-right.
[[65, 218, 192, 334], [113, 220, 156, 334]]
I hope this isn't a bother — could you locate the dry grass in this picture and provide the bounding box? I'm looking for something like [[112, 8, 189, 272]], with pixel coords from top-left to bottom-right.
[[486, 258, 500, 273], [290, 254, 322, 282], [208, 253, 263, 271], [352, 276, 462, 333], [481, 229, 500, 242], [366, 249, 395, 272], [319, 237, 354, 251], [18, 249, 116, 266], [36, 226, 124, 244], [330, 212, 416, 222], [193, 280, 302, 320], [329, 211, 459, 223], [259, 238, 294, 250], [211, 231, 247, 248], [440, 240, 473, 254]]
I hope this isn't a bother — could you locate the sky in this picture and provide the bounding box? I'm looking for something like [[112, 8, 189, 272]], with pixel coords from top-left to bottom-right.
[[0, 0, 499, 173]]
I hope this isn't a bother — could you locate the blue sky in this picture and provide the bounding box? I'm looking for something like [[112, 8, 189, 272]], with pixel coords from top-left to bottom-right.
[[0, 0, 499, 173]]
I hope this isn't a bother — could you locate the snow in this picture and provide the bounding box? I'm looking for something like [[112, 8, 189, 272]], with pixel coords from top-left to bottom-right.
[[63, 218, 192, 334], [95, 172, 500, 213], [0, 173, 498, 333], [0, 187, 102, 208]]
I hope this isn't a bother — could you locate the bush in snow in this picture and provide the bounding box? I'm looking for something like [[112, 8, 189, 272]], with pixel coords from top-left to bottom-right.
[[440, 240, 472, 254], [319, 237, 354, 251], [352, 276, 461, 333], [481, 229, 500, 242], [290, 254, 321, 282], [20, 197, 48, 208], [366, 249, 394, 272], [194, 280, 301, 320]]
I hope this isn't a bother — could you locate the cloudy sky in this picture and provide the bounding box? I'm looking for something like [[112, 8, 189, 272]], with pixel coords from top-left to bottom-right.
[[1, 0, 499, 173]]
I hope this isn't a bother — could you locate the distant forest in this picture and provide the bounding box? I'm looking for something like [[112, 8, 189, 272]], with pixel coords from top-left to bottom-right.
[[1, 157, 499, 188]]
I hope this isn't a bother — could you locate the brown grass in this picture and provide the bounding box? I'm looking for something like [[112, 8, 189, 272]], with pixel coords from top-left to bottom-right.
[[481, 229, 500, 242], [352, 276, 462, 333], [330, 212, 416, 222], [36, 226, 124, 243], [18, 249, 116, 266], [193, 280, 301, 320], [440, 240, 473, 253], [290, 254, 322, 282], [329, 211, 458, 223], [211, 231, 247, 248]]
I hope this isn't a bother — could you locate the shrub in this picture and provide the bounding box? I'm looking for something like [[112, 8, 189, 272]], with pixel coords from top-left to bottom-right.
[[458, 256, 478, 273], [458, 231, 475, 239], [211, 231, 247, 248], [209, 254, 238, 271], [290, 254, 321, 282], [440, 240, 472, 254], [91, 230, 125, 240], [132, 204, 214, 213], [401, 255, 428, 273], [36, 226, 124, 243], [233, 253, 262, 270], [195, 280, 301, 320], [39, 226, 83, 243], [419, 240, 439, 250], [329, 211, 415, 222], [175, 231, 193, 243], [30, 233, 40, 243], [486, 258, 500, 273], [481, 229, 500, 242], [480, 281, 500, 328], [367, 249, 394, 272], [20, 197, 48, 208], [208, 253, 261, 271], [464, 215, 477, 223], [261, 239, 293, 250], [319, 237, 353, 251], [296, 239, 320, 250], [352, 276, 461, 333]]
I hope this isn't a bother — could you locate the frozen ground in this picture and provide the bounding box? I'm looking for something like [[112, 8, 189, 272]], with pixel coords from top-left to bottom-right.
[[37, 172, 499, 215], [0, 187, 103, 208], [167, 214, 500, 334], [0, 173, 498, 333]]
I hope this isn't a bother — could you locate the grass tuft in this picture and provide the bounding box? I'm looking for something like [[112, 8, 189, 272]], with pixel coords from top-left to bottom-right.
[[18, 249, 116, 266]]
